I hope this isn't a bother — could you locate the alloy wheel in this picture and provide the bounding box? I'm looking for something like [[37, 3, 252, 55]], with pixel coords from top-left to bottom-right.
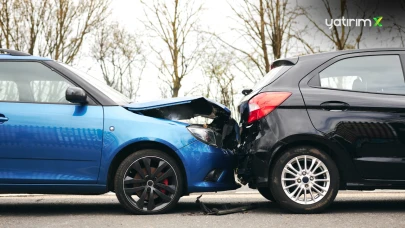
[[122, 156, 178, 212], [281, 155, 330, 205]]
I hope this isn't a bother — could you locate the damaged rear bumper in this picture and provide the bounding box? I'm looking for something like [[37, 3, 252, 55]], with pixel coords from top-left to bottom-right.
[[178, 140, 240, 193], [237, 115, 285, 188]]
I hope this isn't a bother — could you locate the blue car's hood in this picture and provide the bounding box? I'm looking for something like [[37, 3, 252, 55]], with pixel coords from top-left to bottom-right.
[[124, 97, 231, 120]]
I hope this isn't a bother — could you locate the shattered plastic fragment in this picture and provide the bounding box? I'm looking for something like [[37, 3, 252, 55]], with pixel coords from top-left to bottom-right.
[[195, 195, 257, 215]]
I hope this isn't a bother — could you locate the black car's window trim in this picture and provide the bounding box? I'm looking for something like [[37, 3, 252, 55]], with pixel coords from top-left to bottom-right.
[[307, 53, 405, 96], [0, 60, 98, 105], [400, 54, 405, 81]]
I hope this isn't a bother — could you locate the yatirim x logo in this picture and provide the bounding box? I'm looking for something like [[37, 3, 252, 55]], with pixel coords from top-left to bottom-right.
[[373, 16, 383, 27], [325, 16, 383, 29]]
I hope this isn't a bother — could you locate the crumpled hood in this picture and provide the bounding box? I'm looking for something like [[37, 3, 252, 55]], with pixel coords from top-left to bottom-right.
[[124, 96, 231, 120]]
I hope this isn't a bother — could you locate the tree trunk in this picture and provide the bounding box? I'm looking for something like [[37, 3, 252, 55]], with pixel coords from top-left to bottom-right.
[[259, 0, 270, 73]]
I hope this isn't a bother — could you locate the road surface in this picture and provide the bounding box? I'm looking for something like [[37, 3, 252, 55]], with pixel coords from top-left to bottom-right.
[[1, 187, 405, 228]]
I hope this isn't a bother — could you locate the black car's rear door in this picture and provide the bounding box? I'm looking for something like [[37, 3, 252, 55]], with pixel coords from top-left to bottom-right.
[[299, 51, 405, 180]]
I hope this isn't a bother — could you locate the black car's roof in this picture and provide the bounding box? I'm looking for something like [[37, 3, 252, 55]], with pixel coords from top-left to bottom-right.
[[272, 48, 405, 70], [297, 47, 405, 60]]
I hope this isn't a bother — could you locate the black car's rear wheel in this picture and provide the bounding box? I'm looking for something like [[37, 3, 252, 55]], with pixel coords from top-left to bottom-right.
[[115, 149, 183, 214], [270, 146, 339, 213], [258, 187, 276, 202]]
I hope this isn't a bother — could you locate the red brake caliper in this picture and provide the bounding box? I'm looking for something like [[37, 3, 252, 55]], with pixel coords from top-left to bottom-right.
[[161, 178, 169, 194]]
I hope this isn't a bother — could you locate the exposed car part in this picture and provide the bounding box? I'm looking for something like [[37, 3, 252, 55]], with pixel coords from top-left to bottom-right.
[[125, 97, 240, 150], [269, 146, 339, 213], [196, 195, 257, 215], [114, 149, 183, 215], [125, 96, 231, 119]]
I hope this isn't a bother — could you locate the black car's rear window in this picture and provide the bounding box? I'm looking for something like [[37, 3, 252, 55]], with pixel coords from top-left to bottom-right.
[[252, 65, 293, 91]]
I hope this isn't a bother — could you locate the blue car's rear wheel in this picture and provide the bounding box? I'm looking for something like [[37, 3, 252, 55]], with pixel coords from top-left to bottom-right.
[[115, 149, 183, 214]]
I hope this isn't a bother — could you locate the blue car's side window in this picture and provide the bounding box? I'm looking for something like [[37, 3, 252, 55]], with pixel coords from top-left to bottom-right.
[[0, 61, 75, 104], [0, 81, 19, 101]]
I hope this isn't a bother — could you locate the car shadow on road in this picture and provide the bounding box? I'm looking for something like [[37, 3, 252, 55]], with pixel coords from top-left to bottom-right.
[[1, 199, 405, 216]]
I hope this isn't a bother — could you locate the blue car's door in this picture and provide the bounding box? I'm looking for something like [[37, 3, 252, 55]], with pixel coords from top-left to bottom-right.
[[0, 61, 103, 184]]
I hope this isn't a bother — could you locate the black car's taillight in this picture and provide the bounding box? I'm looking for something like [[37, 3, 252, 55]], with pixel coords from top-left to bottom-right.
[[247, 92, 292, 124]]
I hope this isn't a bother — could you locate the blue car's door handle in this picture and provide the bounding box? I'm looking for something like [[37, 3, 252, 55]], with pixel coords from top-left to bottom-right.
[[0, 114, 8, 123]]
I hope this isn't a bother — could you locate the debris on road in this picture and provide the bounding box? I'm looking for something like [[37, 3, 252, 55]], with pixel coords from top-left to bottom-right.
[[196, 195, 257, 215]]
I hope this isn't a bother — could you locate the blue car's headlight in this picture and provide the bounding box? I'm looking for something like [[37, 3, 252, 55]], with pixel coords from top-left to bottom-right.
[[187, 126, 217, 147]]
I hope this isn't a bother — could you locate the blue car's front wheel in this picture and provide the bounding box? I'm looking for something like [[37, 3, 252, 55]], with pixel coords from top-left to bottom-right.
[[114, 149, 184, 214]]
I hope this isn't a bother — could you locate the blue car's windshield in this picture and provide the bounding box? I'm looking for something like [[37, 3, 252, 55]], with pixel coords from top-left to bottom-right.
[[60, 63, 131, 105]]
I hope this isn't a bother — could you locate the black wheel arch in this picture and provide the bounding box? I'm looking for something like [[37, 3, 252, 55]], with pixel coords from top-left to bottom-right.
[[106, 141, 188, 194]]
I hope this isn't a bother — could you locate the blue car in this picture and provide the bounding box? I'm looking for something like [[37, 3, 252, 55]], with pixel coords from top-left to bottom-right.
[[0, 49, 240, 214]]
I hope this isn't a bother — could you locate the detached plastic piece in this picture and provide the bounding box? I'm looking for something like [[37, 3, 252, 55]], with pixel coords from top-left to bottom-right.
[[196, 195, 257, 215]]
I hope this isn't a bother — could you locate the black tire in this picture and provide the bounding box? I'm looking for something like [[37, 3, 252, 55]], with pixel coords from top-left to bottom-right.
[[114, 149, 184, 214], [269, 146, 339, 213], [258, 187, 276, 202]]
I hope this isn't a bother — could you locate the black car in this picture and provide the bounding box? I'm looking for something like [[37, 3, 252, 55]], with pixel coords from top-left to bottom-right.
[[237, 48, 405, 213]]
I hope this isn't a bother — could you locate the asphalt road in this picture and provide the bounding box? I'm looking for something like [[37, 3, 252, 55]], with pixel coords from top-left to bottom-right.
[[1, 188, 405, 228]]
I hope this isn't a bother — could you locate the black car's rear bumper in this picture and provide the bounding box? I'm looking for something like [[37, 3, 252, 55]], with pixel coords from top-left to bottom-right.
[[237, 112, 284, 188], [236, 107, 318, 188]]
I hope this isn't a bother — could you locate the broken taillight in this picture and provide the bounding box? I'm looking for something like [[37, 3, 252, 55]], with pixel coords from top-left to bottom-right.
[[247, 92, 292, 124]]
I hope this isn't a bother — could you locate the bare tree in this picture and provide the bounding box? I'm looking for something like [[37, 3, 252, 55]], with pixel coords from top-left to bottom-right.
[[0, 0, 14, 49], [0, 0, 110, 64], [212, 0, 298, 83], [12, 0, 51, 54], [289, 30, 319, 54], [201, 43, 237, 115], [39, 0, 110, 64], [0, 0, 45, 51], [91, 22, 146, 100], [388, 0, 405, 47], [140, 0, 204, 97]]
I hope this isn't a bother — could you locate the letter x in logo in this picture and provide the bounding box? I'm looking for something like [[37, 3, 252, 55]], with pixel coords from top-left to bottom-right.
[[373, 16, 383, 27]]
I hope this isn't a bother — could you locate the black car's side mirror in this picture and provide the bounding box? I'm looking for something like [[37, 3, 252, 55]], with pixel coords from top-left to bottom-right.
[[66, 86, 87, 104], [242, 89, 253, 95]]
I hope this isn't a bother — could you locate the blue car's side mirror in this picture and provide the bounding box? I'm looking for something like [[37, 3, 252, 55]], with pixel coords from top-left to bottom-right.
[[66, 86, 87, 104]]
